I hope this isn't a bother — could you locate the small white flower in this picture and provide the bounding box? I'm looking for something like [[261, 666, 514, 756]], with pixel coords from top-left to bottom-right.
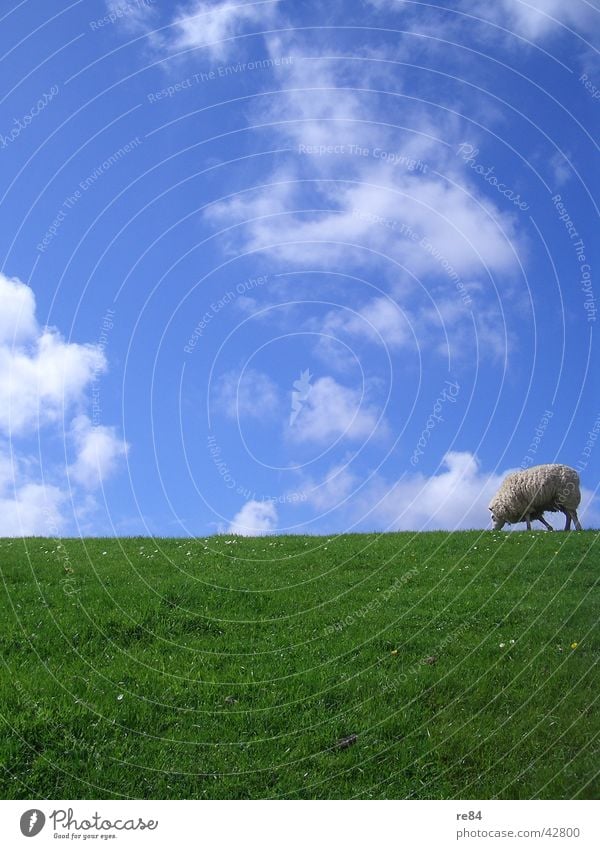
[[117, 694, 124, 701], [499, 642, 506, 648]]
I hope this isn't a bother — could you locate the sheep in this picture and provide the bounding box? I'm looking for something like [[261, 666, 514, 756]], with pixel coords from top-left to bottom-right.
[[488, 463, 582, 531]]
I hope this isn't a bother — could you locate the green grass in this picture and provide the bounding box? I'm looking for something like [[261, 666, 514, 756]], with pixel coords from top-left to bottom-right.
[[1, 531, 598, 800]]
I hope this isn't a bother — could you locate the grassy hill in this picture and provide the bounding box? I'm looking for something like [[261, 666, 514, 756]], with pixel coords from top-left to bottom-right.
[[1, 531, 598, 800]]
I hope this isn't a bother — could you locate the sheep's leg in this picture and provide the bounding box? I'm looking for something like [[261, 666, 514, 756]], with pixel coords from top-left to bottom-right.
[[572, 510, 582, 531], [526, 516, 532, 531], [538, 516, 554, 531], [563, 510, 572, 531]]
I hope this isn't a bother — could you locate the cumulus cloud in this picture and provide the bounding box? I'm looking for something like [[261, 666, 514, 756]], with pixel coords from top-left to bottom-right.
[[579, 485, 600, 529], [0, 273, 106, 435], [547, 150, 573, 188], [0, 273, 127, 534], [368, 0, 596, 43], [0, 481, 67, 536], [69, 415, 130, 490], [199, 32, 520, 370], [213, 367, 280, 421], [320, 297, 413, 351], [0, 331, 106, 435], [416, 296, 509, 363], [296, 459, 360, 512], [168, 0, 279, 58], [298, 451, 600, 531], [297, 451, 503, 531], [228, 498, 277, 534], [312, 288, 506, 369], [289, 375, 385, 444], [0, 444, 67, 536], [104, 0, 159, 34], [0, 273, 37, 345], [208, 162, 520, 279], [256, 38, 389, 151], [369, 451, 504, 530], [464, 0, 597, 41], [104, 0, 280, 60], [203, 35, 522, 282]]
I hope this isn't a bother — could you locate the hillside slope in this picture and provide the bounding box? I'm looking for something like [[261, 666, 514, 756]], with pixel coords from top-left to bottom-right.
[[1, 531, 598, 799]]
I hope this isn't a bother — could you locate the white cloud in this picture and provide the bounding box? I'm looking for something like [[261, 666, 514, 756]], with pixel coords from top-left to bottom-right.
[[298, 451, 600, 531], [296, 459, 360, 512], [547, 150, 573, 188], [308, 296, 417, 374], [0, 331, 106, 435], [464, 0, 596, 41], [213, 367, 280, 420], [204, 42, 521, 280], [416, 295, 509, 363], [0, 444, 67, 536], [321, 297, 412, 350], [578, 485, 600, 529], [69, 415, 129, 490], [298, 451, 503, 531], [0, 449, 17, 489], [204, 25, 521, 276], [209, 163, 520, 279], [257, 41, 389, 151], [0, 274, 106, 435], [104, 0, 159, 34], [308, 286, 504, 371], [290, 375, 385, 444], [0, 481, 66, 536], [228, 498, 277, 534], [369, 451, 504, 530], [368, 0, 596, 43], [0, 274, 128, 534], [202, 39, 520, 368], [0, 273, 37, 345], [104, 0, 277, 58], [169, 0, 278, 58]]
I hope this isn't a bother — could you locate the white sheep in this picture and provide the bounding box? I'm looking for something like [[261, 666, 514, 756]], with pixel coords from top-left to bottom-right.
[[489, 463, 582, 531]]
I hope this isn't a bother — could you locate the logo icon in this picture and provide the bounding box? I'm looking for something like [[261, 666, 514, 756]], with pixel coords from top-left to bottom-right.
[[289, 369, 313, 426], [20, 809, 45, 837]]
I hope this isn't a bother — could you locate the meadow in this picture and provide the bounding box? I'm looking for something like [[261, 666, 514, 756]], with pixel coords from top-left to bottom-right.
[[1, 531, 598, 800]]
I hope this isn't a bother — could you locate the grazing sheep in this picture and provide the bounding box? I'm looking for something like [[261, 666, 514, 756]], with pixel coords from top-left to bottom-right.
[[489, 464, 582, 531]]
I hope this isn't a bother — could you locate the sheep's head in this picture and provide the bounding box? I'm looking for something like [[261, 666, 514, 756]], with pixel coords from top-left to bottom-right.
[[489, 507, 505, 530]]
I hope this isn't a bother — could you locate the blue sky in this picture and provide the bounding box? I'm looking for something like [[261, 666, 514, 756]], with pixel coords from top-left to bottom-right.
[[1, 0, 598, 536]]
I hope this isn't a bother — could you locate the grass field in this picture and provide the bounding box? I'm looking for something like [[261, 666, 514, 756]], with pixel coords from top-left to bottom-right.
[[1, 531, 598, 800]]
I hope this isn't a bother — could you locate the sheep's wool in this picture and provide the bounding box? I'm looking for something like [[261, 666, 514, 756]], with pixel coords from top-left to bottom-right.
[[489, 464, 581, 525]]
